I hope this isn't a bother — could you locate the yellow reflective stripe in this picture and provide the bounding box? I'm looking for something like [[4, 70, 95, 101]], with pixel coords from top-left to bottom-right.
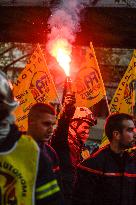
[[36, 179, 60, 199], [36, 186, 60, 199], [36, 179, 58, 192]]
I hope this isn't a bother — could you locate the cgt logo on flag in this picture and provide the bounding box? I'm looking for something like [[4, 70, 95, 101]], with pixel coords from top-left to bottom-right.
[[29, 71, 51, 103], [73, 42, 106, 108], [75, 66, 101, 100], [13, 44, 58, 131]]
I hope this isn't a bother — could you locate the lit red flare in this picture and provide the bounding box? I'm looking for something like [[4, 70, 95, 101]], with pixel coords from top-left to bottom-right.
[[50, 39, 71, 76]]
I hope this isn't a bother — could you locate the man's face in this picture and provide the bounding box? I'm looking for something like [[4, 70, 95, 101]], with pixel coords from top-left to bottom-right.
[[76, 121, 90, 143], [30, 113, 56, 143], [119, 119, 135, 149]]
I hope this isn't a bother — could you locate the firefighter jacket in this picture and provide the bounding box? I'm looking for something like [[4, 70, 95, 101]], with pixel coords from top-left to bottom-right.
[[0, 124, 64, 205], [51, 115, 73, 205], [72, 145, 136, 205], [38, 142, 62, 189], [51, 114, 91, 205]]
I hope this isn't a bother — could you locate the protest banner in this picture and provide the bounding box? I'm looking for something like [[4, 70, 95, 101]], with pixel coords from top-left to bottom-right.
[[13, 44, 58, 130]]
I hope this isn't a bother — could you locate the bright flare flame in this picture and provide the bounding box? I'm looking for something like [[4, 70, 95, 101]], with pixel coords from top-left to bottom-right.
[[50, 39, 71, 76], [57, 48, 71, 76]]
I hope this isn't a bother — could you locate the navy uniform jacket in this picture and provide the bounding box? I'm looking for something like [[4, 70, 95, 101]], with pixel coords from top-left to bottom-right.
[[38, 142, 62, 189], [72, 145, 136, 205]]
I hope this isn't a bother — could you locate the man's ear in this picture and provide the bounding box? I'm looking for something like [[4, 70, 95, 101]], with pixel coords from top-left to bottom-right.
[[28, 118, 35, 126], [113, 130, 120, 140]]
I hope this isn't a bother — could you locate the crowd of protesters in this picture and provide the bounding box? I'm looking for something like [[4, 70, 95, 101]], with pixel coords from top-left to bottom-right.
[[0, 70, 136, 205]]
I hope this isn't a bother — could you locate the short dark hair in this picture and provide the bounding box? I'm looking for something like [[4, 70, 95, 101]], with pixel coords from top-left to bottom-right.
[[105, 113, 134, 141], [28, 103, 56, 123]]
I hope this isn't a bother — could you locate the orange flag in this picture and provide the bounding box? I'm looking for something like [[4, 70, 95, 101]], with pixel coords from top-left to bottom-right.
[[13, 44, 58, 131], [73, 42, 106, 108], [101, 49, 136, 145]]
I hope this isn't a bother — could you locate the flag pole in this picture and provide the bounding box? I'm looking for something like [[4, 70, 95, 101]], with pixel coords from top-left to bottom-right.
[[132, 82, 134, 116], [132, 81, 135, 116], [90, 42, 110, 115], [105, 95, 111, 115]]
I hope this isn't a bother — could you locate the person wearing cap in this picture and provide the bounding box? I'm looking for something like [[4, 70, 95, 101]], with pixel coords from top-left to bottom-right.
[[0, 71, 64, 205], [51, 93, 97, 205], [68, 106, 98, 167], [72, 113, 136, 205]]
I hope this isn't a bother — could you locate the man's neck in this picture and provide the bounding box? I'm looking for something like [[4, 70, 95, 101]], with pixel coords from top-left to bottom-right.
[[110, 142, 124, 155]]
